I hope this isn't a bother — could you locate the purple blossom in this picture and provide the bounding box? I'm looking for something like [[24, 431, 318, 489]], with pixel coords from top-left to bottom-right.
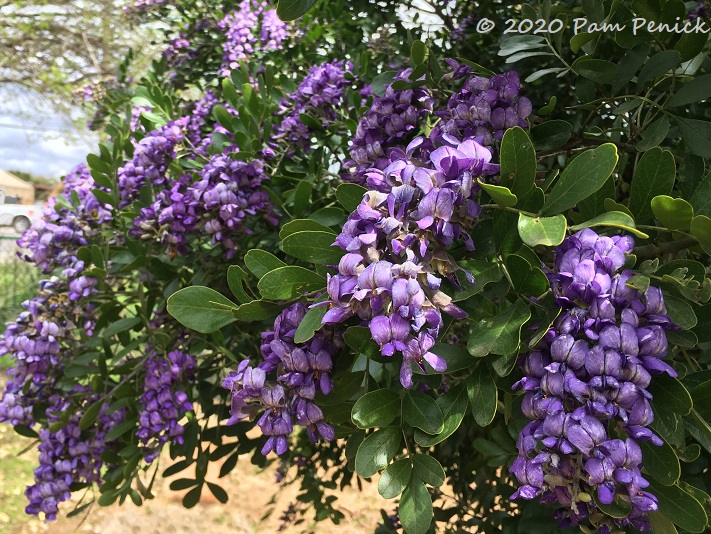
[[510, 229, 677, 532]]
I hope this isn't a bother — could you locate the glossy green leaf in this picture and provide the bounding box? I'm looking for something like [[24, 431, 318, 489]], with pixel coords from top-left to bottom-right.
[[336, 183, 367, 212], [641, 439, 681, 486], [665, 296, 697, 329], [573, 57, 617, 84], [530, 120, 573, 151], [637, 50, 681, 88], [293, 305, 328, 343], [689, 173, 711, 216], [452, 260, 502, 302], [257, 266, 325, 300], [281, 231, 343, 265], [648, 510, 679, 534], [517, 213, 567, 247], [276, 0, 317, 20], [648, 482, 708, 533], [378, 459, 412, 499], [569, 211, 649, 239], [648, 375, 693, 416], [344, 326, 380, 358], [403, 390, 444, 435], [232, 300, 283, 322], [651, 196, 694, 230], [499, 126, 536, 197], [467, 365, 498, 427], [414, 384, 468, 446], [310, 207, 345, 226], [478, 179, 517, 207], [637, 115, 670, 152], [668, 74, 711, 107], [629, 148, 676, 222], [690, 215, 711, 245], [226, 265, 251, 304], [399, 480, 433, 534], [412, 454, 445, 487], [279, 218, 335, 239], [506, 255, 549, 297], [167, 287, 237, 333], [411, 40, 428, 64], [354, 427, 401, 478], [678, 118, 711, 158], [244, 250, 286, 279], [467, 300, 531, 357], [351, 389, 401, 429], [542, 144, 619, 216], [594, 493, 632, 518]]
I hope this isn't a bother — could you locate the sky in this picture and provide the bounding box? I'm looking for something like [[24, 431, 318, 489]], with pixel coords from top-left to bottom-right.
[[0, 89, 97, 181]]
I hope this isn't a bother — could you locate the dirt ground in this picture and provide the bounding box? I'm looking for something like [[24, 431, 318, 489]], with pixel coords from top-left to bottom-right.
[[0, 414, 388, 534]]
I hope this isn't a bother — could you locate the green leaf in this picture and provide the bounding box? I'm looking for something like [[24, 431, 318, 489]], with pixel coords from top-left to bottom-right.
[[103, 316, 142, 338], [399, 480, 433, 534], [206, 482, 228, 504], [293, 305, 328, 343], [378, 459, 412, 499], [542, 144, 619, 216], [594, 492, 632, 518], [569, 211, 649, 239], [104, 420, 137, 442], [167, 287, 237, 334], [629, 148, 676, 222], [13, 424, 39, 439], [677, 118, 711, 158], [344, 326, 380, 358], [689, 173, 711, 216], [665, 296, 697, 329], [257, 266, 325, 300], [637, 116, 670, 152], [354, 427, 402, 478], [668, 74, 711, 107], [182, 485, 202, 509], [690, 215, 711, 246], [291, 180, 312, 216], [649, 375, 693, 416], [651, 196, 694, 231], [499, 126, 536, 197], [232, 300, 283, 322], [478, 179, 517, 207], [310, 207, 345, 226], [336, 183, 367, 212], [411, 40, 428, 65], [351, 389, 401, 429], [648, 510, 679, 534], [573, 57, 618, 84], [226, 265, 251, 304], [467, 300, 531, 357], [371, 71, 398, 97], [637, 50, 681, 88], [414, 384, 468, 447], [279, 218, 335, 239], [506, 255, 549, 297], [641, 439, 681, 486], [647, 482, 708, 533], [517, 213, 567, 247], [452, 260, 502, 302], [244, 250, 286, 279], [530, 120, 572, 151], [281, 231, 343, 265], [412, 454, 445, 487], [467, 365, 498, 427], [79, 401, 103, 430], [276, 0, 317, 20], [403, 391, 444, 435]]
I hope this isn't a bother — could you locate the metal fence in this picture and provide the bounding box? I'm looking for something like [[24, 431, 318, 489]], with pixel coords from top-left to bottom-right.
[[0, 235, 39, 325]]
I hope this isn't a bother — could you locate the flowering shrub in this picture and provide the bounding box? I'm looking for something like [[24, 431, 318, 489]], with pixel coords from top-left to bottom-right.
[[2, 0, 711, 533]]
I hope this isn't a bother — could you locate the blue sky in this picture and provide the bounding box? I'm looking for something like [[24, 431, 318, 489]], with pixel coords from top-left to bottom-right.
[[0, 90, 97, 180]]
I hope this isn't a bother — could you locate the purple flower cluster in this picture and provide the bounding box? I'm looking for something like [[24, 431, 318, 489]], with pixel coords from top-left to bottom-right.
[[134, 153, 277, 258], [223, 303, 343, 456], [274, 60, 355, 152], [345, 69, 435, 185], [25, 392, 125, 520], [510, 229, 676, 532], [218, 0, 290, 77], [325, 136, 499, 388], [185, 89, 218, 156], [435, 64, 532, 147], [137, 349, 197, 462], [118, 117, 189, 207]]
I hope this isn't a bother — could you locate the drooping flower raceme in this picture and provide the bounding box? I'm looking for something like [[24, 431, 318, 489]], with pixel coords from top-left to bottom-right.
[[324, 136, 498, 388], [510, 229, 676, 532], [137, 349, 197, 462], [223, 303, 343, 456]]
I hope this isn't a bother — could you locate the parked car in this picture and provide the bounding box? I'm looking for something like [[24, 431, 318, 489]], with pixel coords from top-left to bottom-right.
[[0, 194, 41, 233]]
